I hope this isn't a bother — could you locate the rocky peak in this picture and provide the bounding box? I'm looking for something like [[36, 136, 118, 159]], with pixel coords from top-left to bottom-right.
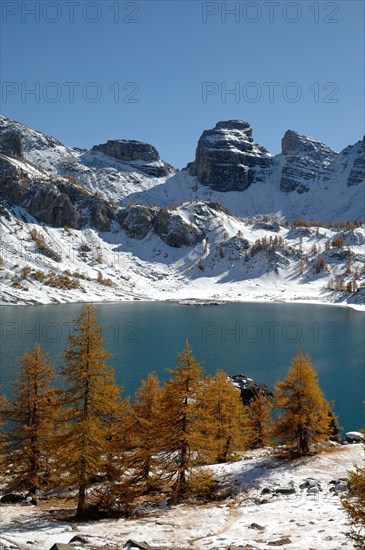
[[281, 130, 335, 157], [280, 130, 337, 194], [190, 120, 271, 192], [92, 139, 160, 163], [215, 119, 253, 136], [91, 139, 174, 177]]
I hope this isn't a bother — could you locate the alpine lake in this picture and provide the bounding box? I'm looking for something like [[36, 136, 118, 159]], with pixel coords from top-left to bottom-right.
[[0, 301, 364, 433]]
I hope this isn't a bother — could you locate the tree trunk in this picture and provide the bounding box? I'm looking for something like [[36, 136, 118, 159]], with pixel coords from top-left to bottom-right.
[[77, 484, 87, 517]]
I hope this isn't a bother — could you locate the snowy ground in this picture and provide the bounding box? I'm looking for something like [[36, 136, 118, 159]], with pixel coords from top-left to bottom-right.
[[0, 444, 363, 550]]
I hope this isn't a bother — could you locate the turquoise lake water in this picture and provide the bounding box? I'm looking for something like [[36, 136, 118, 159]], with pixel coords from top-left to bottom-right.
[[0, 301, 364, 432]]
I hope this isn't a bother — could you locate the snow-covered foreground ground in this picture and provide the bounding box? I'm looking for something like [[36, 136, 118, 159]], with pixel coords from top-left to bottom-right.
[[0, 444, 363, 550]]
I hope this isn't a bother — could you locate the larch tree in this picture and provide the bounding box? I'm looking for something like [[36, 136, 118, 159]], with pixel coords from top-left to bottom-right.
[[246, 389, 274, 449], [343, 443, 365, 548], [160, 339, 206, 501], [128, 372, 165, 494], [59, 304, 125, 518], [274, 352, 332, 455], [4, 344, 58, 491], [0, 391, 8, 469], [202, 370, 248, 463]]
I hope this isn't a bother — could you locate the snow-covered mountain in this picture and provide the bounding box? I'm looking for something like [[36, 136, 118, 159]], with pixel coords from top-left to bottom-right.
[[0, 115, 364, 306]]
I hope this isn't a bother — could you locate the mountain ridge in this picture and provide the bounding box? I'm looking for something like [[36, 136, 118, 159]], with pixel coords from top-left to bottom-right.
[[0, 115, 364, 307]]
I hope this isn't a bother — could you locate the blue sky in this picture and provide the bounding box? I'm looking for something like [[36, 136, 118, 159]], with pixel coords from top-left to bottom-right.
[[1, 0, 364, 167]]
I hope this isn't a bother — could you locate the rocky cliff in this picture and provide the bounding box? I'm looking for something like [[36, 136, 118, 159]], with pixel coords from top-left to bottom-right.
[[279, 130, 337, 194], [187, 121, 364, 199], [189, 120, 271, 192], [91, 139, 175, 177]]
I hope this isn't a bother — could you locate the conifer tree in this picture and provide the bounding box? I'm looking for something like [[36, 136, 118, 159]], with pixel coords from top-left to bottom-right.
[[246, 389, 274, 449], [4, 344, 57, 491], [59, 304, 125, 518], [343, 447, 365, 547], [202, 370, 248, 463], [93, 396, 132, 517], [160, 339, 206, 501], [128, 372, 165, 493], [274, 352, 332, 455], [0, 391, 8, 468]]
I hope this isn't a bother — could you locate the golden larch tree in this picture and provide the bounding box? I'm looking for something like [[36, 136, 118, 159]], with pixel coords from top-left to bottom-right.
[[128, 372, 165, 494], [343, 453, 365, 548], [59, 304, 125, 518], [160, 339, 206, 501], [4, 344, 58, 491], [202, 370, 248, 463], [246, 389, 274, 449], [274, 352, 332, 455], [0, 391, 9, 469]]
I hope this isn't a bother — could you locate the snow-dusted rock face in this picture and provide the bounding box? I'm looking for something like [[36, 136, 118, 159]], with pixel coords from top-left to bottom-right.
[[0, 155, 30, 204], [93, 139, 160, 163], [0, 135, 116, 231], [119, 204, 158, 239], [190, 120, 271, 192], [0, 129, 24, 158], [154, 207, 205, 247], [279, 130, 337, 194], [91, 139, 174, 177], [346, 136, 365, 187]]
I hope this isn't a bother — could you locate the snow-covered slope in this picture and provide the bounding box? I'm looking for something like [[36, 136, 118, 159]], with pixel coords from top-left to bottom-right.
[[0, 444, 363, 550], [1, 200, 364, 308]]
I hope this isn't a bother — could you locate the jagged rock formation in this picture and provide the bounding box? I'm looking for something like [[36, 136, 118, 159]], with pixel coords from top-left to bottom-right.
[[190, 120, 271, 192], [279, 130, 337, 194], [26, 180, 81, 228], [91, 139, 174, 177], [346, 137, 365, 187]]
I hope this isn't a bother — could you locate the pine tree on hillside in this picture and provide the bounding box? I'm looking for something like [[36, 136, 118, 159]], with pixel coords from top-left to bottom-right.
[[4, 344, 58, 491], [59, 304, 125, 518], [246, 388, 274, 449], [128, 372, 165, 494], [202, 370, 248, 463], [160, 339, 206, 501], [274, 352, 332, 455]]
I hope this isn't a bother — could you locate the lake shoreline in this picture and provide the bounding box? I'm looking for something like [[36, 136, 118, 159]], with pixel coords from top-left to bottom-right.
[[1, 294, 364, 312]]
